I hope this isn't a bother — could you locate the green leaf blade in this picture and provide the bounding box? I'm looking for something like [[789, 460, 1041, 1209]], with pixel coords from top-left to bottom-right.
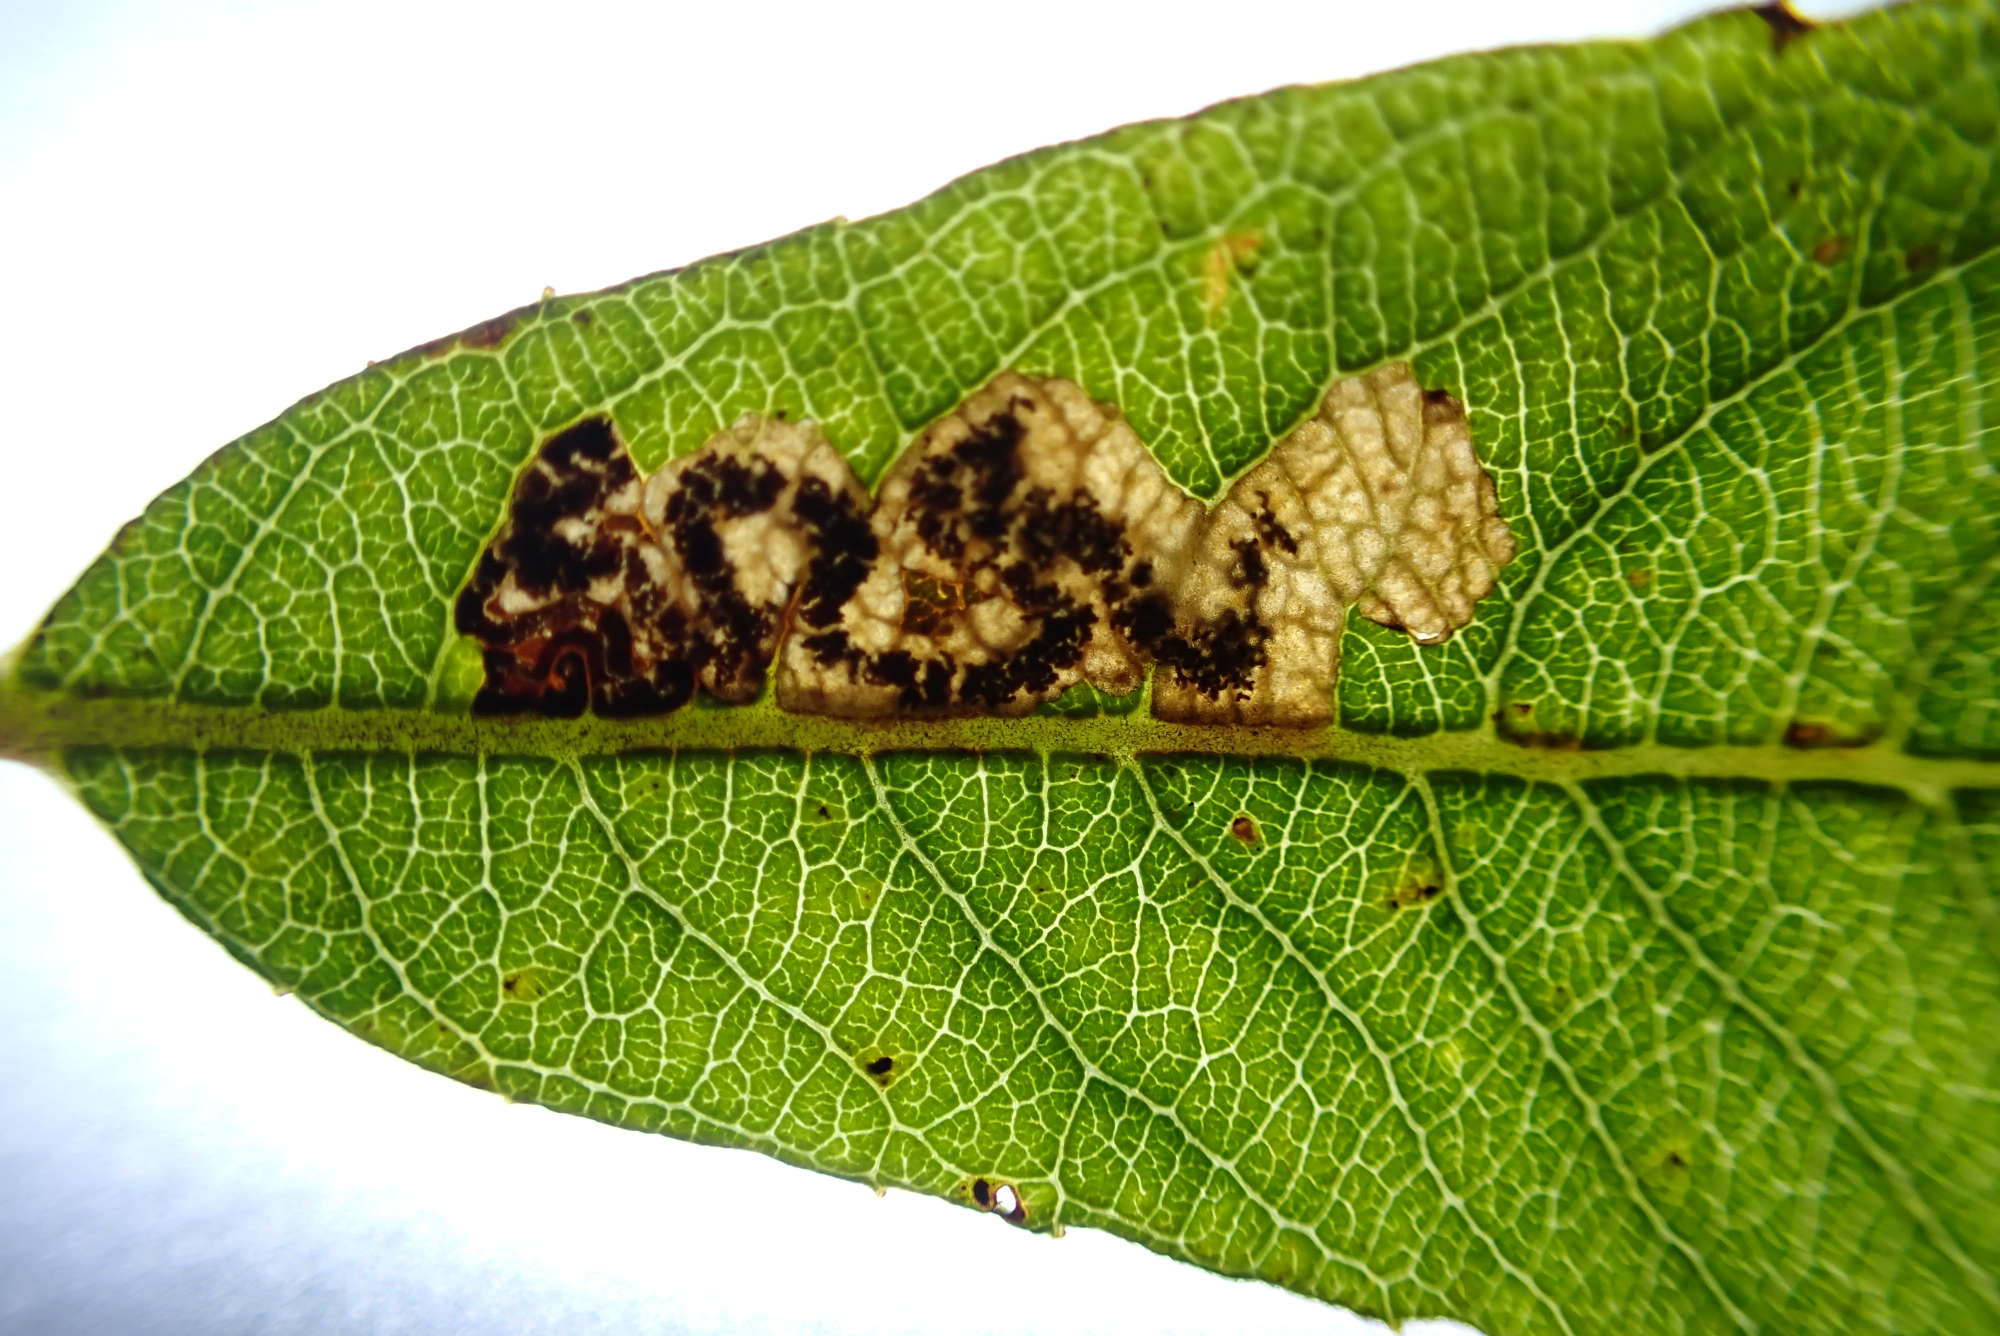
[[62, 744, 2000, 1332], [9, 4, 2000, 1334]]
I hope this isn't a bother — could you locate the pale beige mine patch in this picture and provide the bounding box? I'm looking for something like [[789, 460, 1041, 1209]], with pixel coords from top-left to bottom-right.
[[1155, 362, 1516, 725]]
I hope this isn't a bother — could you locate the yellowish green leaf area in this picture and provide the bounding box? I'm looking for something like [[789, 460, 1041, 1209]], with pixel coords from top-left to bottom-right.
[[3, 3, 1998, 1332]]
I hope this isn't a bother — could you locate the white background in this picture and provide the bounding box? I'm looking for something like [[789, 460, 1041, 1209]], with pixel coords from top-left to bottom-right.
[[0, 3, 1868, 1333]]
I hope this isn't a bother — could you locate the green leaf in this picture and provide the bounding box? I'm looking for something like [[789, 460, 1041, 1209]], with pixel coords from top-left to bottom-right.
[[3, 2, 1997, 1332]]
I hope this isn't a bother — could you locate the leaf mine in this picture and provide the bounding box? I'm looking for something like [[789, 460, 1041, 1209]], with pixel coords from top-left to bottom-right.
[[10, 9, 1995, 1333], [454, 413, 870, 716], [779, 372, 1206, 716], [458, 364, 1515, 724]]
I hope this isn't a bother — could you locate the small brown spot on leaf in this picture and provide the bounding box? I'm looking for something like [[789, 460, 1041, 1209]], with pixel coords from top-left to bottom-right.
[[1754, 2, 1814, 53], [970, 1177, 991, 1209], [1496, 709, 1582, 750], [1229, 814, 1259, 845], [460, 314, 514, 349], [572, 308, 596, 327], [862, 1052, 899, 1086], [1388, 871, 1444, 911], [1785, 178, 1802, 199], [1812, 236, 1850, 266], [1645, 1134, 1697, 1193], [1906, 243, 1940, 273], [1784, 718, 1878, 749], [1628, 567, 1653, 589]]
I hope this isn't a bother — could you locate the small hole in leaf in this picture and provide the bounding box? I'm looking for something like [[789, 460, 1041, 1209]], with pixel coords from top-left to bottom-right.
[[965, 1177, 1028, 1225]]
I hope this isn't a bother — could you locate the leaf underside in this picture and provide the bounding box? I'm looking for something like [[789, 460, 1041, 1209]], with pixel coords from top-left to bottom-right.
[[5, 3, 1998, 1333]]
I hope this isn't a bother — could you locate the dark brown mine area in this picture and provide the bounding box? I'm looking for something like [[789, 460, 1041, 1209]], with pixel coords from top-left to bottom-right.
[[796, 402, 1140, 712], [656, 450, 787, 697], [455, 419, 699, 717], [797, 399, 1278, 714], [792, 477, 878, 633], [1126, 497, 1293, 707]]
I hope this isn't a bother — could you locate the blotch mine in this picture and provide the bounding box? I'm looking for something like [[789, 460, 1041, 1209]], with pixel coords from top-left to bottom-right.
[[1155, 363, 1516, 725], [455, 365, 1515, 727], [777, 373, 1204, 717], [457, 412, 866, 716]]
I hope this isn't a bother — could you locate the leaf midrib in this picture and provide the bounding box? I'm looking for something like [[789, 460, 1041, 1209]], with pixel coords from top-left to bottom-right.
[[3, 681, 1991, 803]]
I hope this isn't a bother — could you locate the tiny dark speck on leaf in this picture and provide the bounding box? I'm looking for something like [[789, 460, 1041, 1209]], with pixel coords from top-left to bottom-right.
[[971, 1178, 991, 1208], [1785, 178, 1802, 199], [1812, 236, 1849, 266], [1229, 815, 1258, 845], [1906, 243, 1940, 273], [866, 1055, 894, 1077]]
